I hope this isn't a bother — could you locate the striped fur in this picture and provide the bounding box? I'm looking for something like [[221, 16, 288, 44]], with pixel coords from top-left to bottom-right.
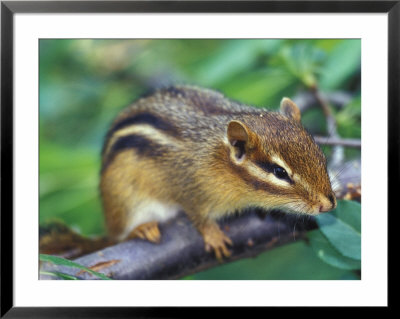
[[100, 85, 336, 243]]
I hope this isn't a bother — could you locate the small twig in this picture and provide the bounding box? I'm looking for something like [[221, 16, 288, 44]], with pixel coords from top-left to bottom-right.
[[310, 86, 344, 168], [314, 136, 361, 148], [311, 87, 336, 134], [293, 91, 353, 112]]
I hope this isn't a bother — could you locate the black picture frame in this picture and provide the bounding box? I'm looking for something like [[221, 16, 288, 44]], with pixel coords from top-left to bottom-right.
[[1, 0, 396, 316]]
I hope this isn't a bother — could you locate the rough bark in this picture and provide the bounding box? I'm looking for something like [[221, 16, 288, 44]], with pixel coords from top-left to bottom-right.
[[40, 159, 360, 280]]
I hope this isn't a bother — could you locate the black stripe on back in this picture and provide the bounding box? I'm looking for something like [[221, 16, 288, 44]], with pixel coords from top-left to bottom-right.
[[102, 134, 167, 172], [101, 112, 179, 157], [111, 112, 179, 137]]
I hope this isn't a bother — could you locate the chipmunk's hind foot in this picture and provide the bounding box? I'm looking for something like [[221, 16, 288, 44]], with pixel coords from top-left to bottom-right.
[[128, 221, 161, 243]]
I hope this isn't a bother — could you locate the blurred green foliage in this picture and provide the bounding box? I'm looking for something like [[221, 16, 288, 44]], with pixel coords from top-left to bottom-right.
[[40, 39, 361, 279], [309, 200, 361, 271]]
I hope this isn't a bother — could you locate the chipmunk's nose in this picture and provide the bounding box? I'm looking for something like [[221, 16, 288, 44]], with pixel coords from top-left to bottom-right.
[[319, 193, 336, 213], [319, 204, 330, 213]]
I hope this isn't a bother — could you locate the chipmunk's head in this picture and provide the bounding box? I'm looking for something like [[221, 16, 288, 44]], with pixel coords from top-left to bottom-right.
[[226, 98, 336, 215]]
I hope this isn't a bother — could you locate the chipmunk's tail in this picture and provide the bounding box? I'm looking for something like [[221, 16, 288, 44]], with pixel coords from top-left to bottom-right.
[[39, 220, 115, 259]]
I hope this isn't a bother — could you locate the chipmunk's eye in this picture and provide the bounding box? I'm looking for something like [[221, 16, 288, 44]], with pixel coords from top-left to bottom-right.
[[273, 166, 288, 180], [256, 161, 293, 184]]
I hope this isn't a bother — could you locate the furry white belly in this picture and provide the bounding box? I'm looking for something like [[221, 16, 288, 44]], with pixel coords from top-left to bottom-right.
[[120, 200, 181, 240]]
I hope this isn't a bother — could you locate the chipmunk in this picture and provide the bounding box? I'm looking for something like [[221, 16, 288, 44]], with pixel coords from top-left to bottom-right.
[[100, 85, 336, 260]]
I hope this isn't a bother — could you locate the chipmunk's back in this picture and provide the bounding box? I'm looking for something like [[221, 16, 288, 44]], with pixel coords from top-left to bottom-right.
[[101, 85, 266, 168], [100, 85, 336, 259]]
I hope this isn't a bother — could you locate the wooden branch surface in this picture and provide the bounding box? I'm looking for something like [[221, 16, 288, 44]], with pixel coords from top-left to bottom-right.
[[41, 211, 315, 280], [40, 160, 360, 280]]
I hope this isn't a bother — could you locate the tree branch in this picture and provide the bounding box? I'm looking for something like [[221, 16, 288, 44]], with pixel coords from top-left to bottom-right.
[[40, 158, 361, 280], [41, 210, 316, 280], [293, 91, 353, 113], [310, 86, 345, 168], [314, 136, 361, 148]]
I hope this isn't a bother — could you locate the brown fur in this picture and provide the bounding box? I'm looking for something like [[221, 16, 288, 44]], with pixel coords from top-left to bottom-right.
[[100, 85, 336, 258]]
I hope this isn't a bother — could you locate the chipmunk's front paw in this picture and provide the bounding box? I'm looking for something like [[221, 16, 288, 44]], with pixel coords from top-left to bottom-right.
[[128, 221, 161, 243], [200, 222, 233, 261]]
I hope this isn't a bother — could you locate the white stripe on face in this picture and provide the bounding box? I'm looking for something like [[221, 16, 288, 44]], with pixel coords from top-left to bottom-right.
[[227, 148, 293, 189], [270, 154, 292, 176]]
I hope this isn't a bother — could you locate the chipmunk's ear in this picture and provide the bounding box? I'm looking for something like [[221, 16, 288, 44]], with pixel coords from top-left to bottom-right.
[[227, 120, 256, 162], [280, 97, 301, 122]]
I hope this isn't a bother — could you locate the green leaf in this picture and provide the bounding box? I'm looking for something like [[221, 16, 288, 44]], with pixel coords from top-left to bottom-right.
[[340, 272, 360, 280], [319, 40, 361, 90], [40, 254, 112, 280], [195, 39, 283, 86], [315, 200, 361, 261], [278, 43, 325, 87], [185, 240, 352, 280], [331, 200, 361, 233], [308, 230, 361, 270], [336, 95, 361, 139], [40, 270, 80, 280], [220, 68, 296, 107]]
